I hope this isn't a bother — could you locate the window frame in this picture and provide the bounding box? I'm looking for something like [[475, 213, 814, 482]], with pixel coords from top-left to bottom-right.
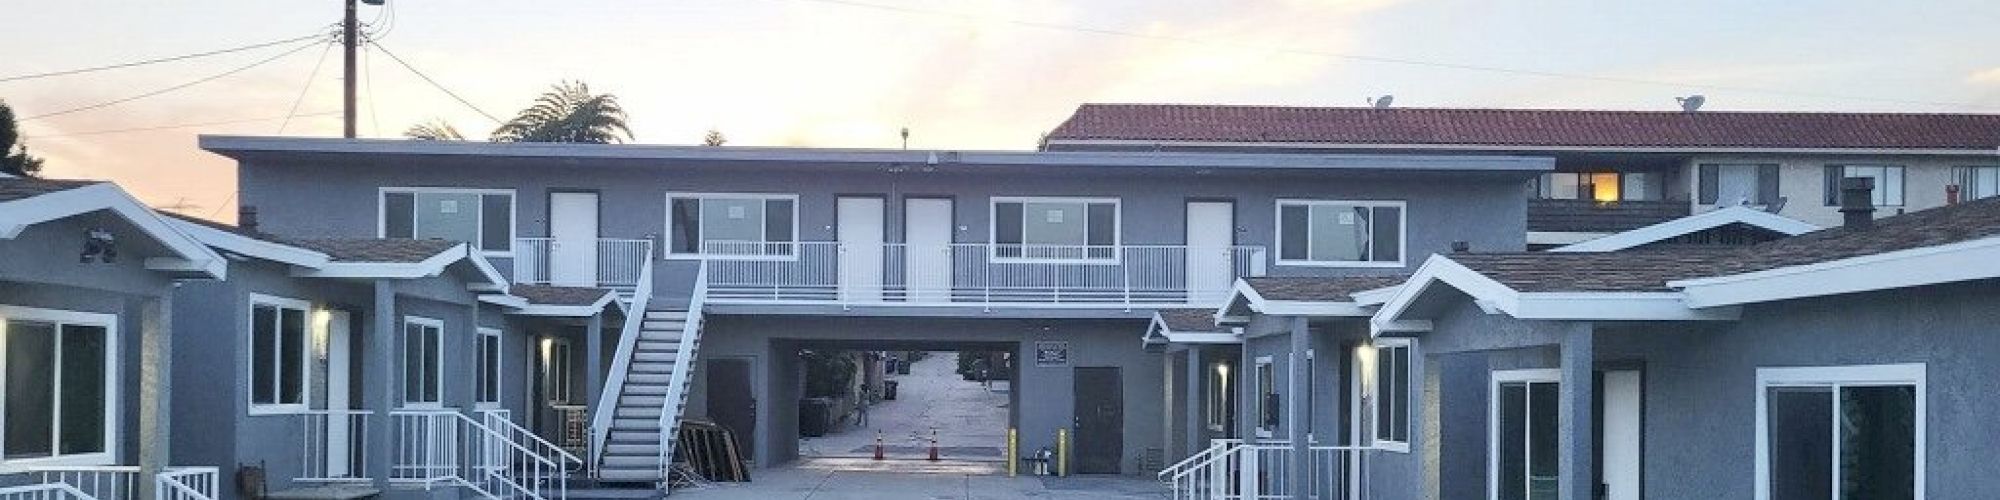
[[1254, 355, 1277, 439], [1753, 363, 1926, 500], [475, 327, 502, 409], [662, 192, 802, 261], [987, 196, 1122, 264], [1274, 199, 1407, 268], [1953, 165, 2000, 201], [377, 187, 518, 257], [246, 294, 314, 416], [543, 337, 574, 405], [0, 305, 119, 470], [399, 316, 446, 409], [1487, 368, 1564, 500], [1372, 338, 1413, 453], [1204, 360, 1231, 432], [1824, 165, 1908, 207], [1700, 163, 1779, 206]]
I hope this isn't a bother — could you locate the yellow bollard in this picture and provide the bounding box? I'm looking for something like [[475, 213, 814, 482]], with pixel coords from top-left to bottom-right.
[[1007, 428, 1018, 477], [1057, 428, 1070, 477]]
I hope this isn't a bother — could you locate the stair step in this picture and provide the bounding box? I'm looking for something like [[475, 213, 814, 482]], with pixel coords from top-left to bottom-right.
[[602, 455, 660, 468], [645, 311, 688, 321], [620, 395, 667, 407], [609, 431, 662, 444], [596, 469, 663, 482], [635, 341, 678, 352], [642, 321, 685, 331], [604, 443, 661, 456], [617, 407, 664, 418], [613, 418, 661, 429], [630, 362, 673, 374], [623, 385, 668, 395], [632, 352, 679, 363], [627, 374, 670, 385]]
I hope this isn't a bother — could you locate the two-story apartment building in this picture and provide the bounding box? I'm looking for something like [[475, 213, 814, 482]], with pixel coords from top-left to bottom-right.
[[1042, 104, 2000, 248], [195, 135, 1548, 485]]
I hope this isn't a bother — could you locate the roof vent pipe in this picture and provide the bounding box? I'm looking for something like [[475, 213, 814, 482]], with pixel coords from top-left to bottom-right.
[[238, 205, 260, 234], [1839, 177, 1876, 230]]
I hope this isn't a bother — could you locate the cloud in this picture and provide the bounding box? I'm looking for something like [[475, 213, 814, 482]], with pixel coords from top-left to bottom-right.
[[1969, 67, 2000, 85]]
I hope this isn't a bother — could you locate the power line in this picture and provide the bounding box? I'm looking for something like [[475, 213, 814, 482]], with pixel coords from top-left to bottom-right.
[[367, 40, 505, 124], [20, 37, 332, 121], [787, 0, 1996, 110], [278, 40, 338, 134], [0, 33, 327, 84], [363, 45, 382, 136]]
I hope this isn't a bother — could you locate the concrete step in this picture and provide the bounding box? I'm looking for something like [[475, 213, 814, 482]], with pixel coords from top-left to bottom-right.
[[602, 455, 659, 469], [627, 373, 669, 385], [609, 431, 662, 444], [642, 321, 685, 331], [645, 311, 688, 321], [613, 418, 661, 430], [603, 443, 661, 456], [635, 341, 678, 352], [616, 406, 664, 419], [622, 384, 668, 396], [631, 351, 678, 363], [620, 395, 667, 407], [596, 468, 663, 482], [630, 361, 673, 374]]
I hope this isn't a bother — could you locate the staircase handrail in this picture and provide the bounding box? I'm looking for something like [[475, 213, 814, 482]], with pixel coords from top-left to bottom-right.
[[657, 261, 708, 489], [587, 254, 656, 474], [483, 410, 584, 471], [1158, 438, 1242, 482]]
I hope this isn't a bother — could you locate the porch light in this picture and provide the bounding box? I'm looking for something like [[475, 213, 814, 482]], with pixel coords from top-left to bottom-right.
[[312, 309, 332, 361]]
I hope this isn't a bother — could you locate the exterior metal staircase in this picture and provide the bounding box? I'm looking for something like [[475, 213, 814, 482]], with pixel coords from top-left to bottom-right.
[[589, 263, 707, 489]]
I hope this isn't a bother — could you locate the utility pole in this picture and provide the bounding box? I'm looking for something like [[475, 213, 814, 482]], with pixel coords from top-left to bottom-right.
[[342, 0, 359, 138]]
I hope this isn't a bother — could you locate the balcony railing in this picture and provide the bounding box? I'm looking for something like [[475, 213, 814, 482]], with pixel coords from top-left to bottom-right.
[[701, 241, 1267, 307], [513, 238, 653, 289], [24, 466, 219, 500], [1162, 440, 1365, 500], [298, 410, 372, 483]]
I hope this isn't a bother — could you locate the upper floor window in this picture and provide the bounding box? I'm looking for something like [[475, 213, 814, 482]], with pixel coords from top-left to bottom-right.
[[1, 306, 115, 465], [1373, 339, 1412, 452], [1955, 166, 2000, 201], [1699, 164, 1780, 206], [381, 188, 515, 254], [1824, 165, 1906, 207], [666, 193, 798, 258], [991, 197, 1119, 261], [1534, 172, 1662, 201], [248, 295, 311, 414], [1276, 199, 1404, 267]]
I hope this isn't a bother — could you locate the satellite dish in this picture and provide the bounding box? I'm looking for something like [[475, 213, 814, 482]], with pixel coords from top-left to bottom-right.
[[1368, 95, 1395, 109], [1676, 95, 1706, 112]]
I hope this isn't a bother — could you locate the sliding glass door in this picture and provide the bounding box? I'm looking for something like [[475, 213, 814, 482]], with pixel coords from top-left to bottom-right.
[[1760, 364, 1922, 500], [1491, 369, 1560, 500]]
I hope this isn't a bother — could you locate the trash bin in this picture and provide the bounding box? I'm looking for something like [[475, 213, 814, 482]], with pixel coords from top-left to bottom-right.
[[799, 398, 833, 437], [897, 360, 911, 375], [883, 380, 899, 400]]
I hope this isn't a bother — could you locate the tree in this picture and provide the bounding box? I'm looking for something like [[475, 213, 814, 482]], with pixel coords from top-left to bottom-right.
[[403, 119, 465, 141], [0, 100, 45, 177], [702, 129, 727, 146], [489, 81, 632, 144]]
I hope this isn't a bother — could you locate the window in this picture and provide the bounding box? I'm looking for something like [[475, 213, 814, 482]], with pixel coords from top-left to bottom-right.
[[1756, 364, 1923, 500], [476, 328, 502, 408], [542, 338, 573, 404], [1823, 165, 1906, 207], [248, 295, 311, 414], [1491, 369, 1561, 500], [1205, 361, 1231, 432], [1373, 339, 1412, 451], [1255, 356, 1278, 438], [1954, 166, 2000, 201], [1, 306, 115, 465], [401, 317, 444, 407], [1699, 164, 1780, 206], [665, 193, 798, 258], [1533, 172, 1661, 202], [381, 188, 515, 254], [991, 197, 1119, 261], [1276, 200, 1404, 267]]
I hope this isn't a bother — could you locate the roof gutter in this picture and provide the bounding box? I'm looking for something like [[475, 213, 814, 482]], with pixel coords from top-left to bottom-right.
[[1044, 138, 2000, 157]]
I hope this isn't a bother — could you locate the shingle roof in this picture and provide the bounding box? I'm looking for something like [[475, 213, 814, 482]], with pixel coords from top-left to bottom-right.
[[278, 238, 461, 263], [511, 285, 614, 307], [1244, 275, 1407, 301], [1155, 309, 1222, 333], [0, 178, 101, 202], [1454, 195, 2000, 292], [1046, 104, 2000, 150]]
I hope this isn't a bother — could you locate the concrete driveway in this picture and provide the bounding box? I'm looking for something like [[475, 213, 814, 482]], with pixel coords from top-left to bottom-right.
[[668, 463, 1168, 499]]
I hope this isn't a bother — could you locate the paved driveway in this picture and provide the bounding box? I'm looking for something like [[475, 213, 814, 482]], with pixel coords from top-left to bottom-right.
[[669, 462, 1168, 500]]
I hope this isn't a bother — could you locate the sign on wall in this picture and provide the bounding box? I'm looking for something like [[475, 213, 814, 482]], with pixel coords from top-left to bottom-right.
[[1035, 341, 1070, 367]]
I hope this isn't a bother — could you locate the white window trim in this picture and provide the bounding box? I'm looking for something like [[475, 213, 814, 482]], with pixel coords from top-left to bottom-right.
[[400, 316, 446, 409], [1254, 355, 1276, 439], [247, 294, 314, 416], [988, 196, 1123, 264], [1274, 199, 1408, 268], [662, 192, 802, 261], [1753, 363, 1926, 500], [543, 337, 573, 405], [1953, 165, 2000, 200], [1487, 368, 1563, 500], [1371, 338, 1414, 453], [475, 327, 503, 409], [1205, 361, 1230, 432], [1833, 165, 1908, 207], [378, 187, 518, 257], [0, 305, 119, 471]]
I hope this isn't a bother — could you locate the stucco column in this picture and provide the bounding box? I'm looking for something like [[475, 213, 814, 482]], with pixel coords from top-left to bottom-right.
[[364, 280, 395, 489], [585, 313, 604, 414], [464, 300, 480, 413], [1559, 323, 1596, 500], [137, 291, 173, 500], [1287, 316, 1311, 496], [1183, 346, 1204, 455]]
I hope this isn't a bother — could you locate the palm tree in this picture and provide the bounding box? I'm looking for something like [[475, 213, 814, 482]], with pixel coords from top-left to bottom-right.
[[403, 119, 465, 141], [489, 81, 632, 144]]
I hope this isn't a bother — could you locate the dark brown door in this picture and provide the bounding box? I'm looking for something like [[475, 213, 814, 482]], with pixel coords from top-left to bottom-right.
[[1073, 367, 1123, 474], [707, 358, 757, 460]]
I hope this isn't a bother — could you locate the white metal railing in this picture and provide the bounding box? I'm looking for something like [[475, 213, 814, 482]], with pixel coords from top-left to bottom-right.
[[28, 467, 138, 500], [26, 466, 217, 500], [299, 410, 372, 482], [0, 483, 95, 500], [658, 262, 707, 493], [481, 409, 582, 494], [513, 238, 654, 289], [702, 242, 1267, 307], [1163, 442, 1365, 500], [587, 254, 655, 475], [389, 410, 565, 500], [152, 468, 218, 500]]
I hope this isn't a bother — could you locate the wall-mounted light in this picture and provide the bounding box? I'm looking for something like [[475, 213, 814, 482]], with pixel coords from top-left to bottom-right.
[[313, 309, 332, 361], [79, 228, 117, 264]]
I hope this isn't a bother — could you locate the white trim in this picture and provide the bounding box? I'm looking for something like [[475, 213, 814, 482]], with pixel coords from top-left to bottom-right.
[[489, 291, 615, 317], [1040, 138, 2000, 157], [1370, 338, 1413, 453], [474, 327, 503, 409], [1141, 312, 1237, 346], [0, 305, 120, 471], [1371, 255, 1739, 335], [1217, 278, 1376, 322], [377, 187, 518, 257], [1253, 355, 1276, 439], [399, 316, 446, 409], [1274, 199, 1408, 268], [1553, 206, 1818, 253], [1527, 231, 1614, 246], [1487, 368, 1563, 500], [165, 216, 331, 268], [0, 183, 226, 278], [1753, 363, 1926, 500], [662, 192, 802, 260], [1672, 235, 2000, 308], [246, 294, 315, 416], [987, 196, 1123, 264], [1349, 284, 1403, 307]]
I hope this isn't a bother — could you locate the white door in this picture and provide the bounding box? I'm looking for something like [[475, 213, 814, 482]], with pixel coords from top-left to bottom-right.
[[838, 197, 886, 302], [549, 192, 600, 286], [1602, 370, 1642, 500], [324, 310, 353, 478], [904, 198, 953, 302], [1185, 201, 1234, 304]]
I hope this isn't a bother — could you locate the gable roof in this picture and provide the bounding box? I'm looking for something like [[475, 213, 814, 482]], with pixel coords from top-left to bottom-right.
[[161, 214, 506, 291], [0, 178, 101, 202], [1552, 206, 1818, 252], [1045, 104, 2000, 153], [1143, 308, 1237, 346], [1217, 275, 1405, 323], [0, 178, 226, 279]]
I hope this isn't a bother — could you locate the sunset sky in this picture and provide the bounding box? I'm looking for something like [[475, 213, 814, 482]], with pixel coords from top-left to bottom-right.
[[6, 0, 1999, 221]]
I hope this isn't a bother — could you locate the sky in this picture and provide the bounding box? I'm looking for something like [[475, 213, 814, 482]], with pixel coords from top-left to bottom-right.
[[4, 0, 1998, 222]]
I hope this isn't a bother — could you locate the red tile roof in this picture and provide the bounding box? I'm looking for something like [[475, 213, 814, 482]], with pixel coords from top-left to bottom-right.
[[1045, 104, 2000, 150]]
